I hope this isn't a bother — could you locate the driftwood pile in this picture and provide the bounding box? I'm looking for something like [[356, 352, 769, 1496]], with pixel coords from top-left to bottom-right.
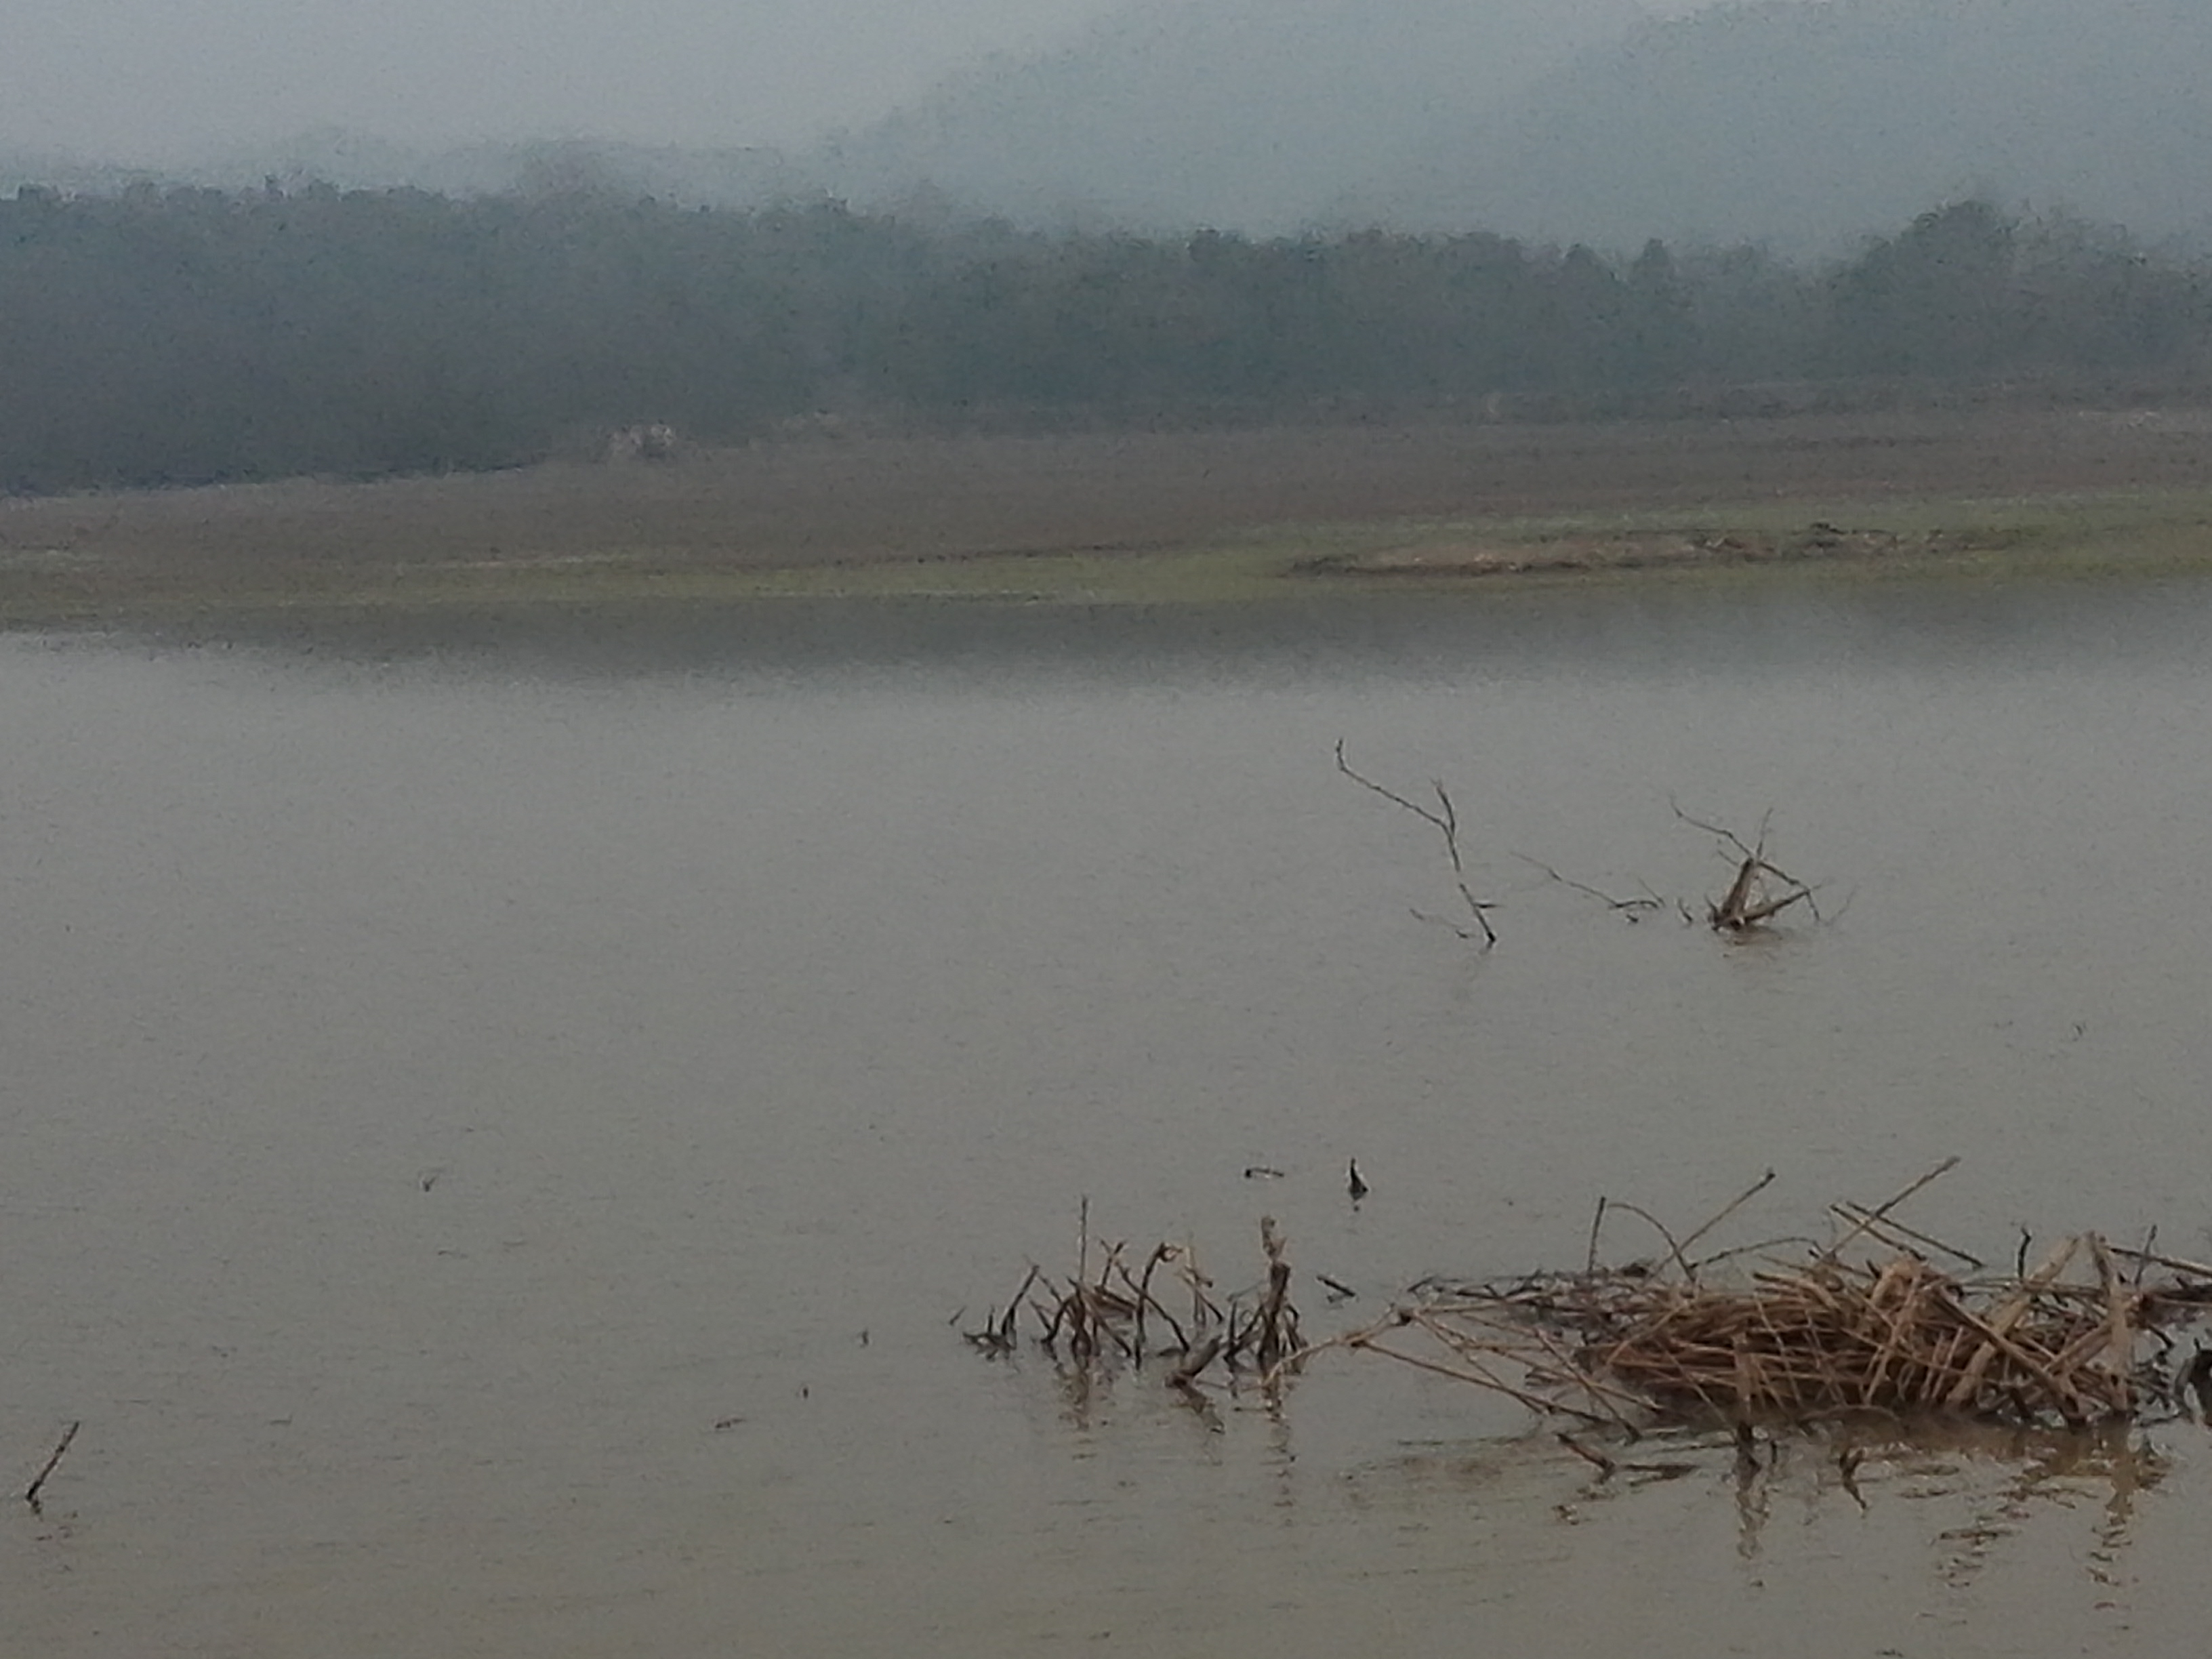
[[966, 1202, 1303, 1395], [1673, 803, 1820, 931], [1307, 1164, 2212, 1431], [1334, 740, 1827, 944]]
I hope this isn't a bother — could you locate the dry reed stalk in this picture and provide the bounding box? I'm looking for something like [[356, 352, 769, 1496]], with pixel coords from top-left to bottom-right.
[[969, 1209, 1306, 1393]]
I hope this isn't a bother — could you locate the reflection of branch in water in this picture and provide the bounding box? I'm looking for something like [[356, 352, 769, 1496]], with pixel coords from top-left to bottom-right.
[[2091, 1428, 2154, 1592], [1520, 1411, 2167, 1591], [1734, 1427, 1773, 1564], [1824, 1417, 2164, 1591]]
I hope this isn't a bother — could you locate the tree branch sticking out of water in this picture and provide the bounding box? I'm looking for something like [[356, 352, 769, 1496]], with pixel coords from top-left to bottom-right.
[[1671, 800, 1822, 931], [1335, 740, 1497, 946]]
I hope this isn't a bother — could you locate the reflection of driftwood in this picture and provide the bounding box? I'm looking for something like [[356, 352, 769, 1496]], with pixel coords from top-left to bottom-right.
[[966, 1203, 1304, 1390], [1672, 802, 1820, 930], [1335, 741, 1497, 945], [1287, 1163, 2212, 1432]]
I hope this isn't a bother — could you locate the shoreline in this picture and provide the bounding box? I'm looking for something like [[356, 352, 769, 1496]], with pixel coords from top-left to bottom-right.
[[6, 411, 2212, 626]]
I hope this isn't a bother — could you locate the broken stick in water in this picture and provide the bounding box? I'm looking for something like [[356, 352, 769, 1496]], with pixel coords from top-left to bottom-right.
[[24, 1420, 80, 1509], [1336, 739, 1498, 945], [1671, 800, 1822, 931]]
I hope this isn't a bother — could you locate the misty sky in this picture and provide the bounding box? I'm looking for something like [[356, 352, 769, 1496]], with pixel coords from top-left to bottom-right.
[[2, 0, 1113, 160], [3, 0, 1714, 164]]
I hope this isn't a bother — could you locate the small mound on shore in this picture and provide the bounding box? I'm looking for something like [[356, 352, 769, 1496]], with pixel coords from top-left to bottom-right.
[[1302, 521, 2017, 578]]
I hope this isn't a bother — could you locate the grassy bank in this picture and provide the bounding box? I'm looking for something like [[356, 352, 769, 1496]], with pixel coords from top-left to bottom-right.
[[7, 489, 2212, 628], [5, 414, 2212, 627]]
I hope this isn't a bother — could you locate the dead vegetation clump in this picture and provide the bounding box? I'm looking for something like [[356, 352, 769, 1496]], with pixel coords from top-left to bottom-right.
[[964, 1201, 1304, 1402], [1300, 1163, 2212, 1433]]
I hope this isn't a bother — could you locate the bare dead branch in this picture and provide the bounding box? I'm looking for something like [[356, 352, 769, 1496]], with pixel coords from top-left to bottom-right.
[[1831, 1202, 1986, 1271], [1512, 851, 1664, 914], [1336, 739, 1498, 946], [1671, 800, 1822, 931], [1670, 796, 1758, 860], [1601, 1200, 1698, 1282], [1813, 1158, 1962, 1269], [1678, 1169, 1778, 1263]]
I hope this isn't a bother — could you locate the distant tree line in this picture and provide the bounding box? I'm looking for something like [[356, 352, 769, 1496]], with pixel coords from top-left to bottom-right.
[[3, 185, 2208, 493]]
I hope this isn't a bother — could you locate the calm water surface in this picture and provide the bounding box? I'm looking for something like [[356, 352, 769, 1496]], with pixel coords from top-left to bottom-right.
[[6, 577, 2212, 1656]]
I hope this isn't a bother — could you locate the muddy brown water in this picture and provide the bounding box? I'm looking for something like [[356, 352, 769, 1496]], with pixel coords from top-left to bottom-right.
[[7, 575, 2212, 1656]]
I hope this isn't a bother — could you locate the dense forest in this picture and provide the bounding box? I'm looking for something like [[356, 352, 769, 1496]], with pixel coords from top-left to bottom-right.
[[3, 184, 2208, 495]]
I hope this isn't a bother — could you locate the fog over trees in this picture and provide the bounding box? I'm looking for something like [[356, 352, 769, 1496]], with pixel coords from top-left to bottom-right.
[[819, 0, 2212, 252], [3, 184, 2207, 495], [12, 0, 2209, 255]]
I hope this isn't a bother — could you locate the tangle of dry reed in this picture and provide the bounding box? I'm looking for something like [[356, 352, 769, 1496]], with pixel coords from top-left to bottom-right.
[[1291, 1165, 2212, 1431]]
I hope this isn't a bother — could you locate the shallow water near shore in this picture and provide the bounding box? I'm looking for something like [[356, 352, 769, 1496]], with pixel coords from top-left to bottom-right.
[[7, 573, 2212, 1656]]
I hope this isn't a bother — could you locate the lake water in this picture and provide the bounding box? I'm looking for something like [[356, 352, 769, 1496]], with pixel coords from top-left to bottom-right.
[[7, 574, 2212, 1656]]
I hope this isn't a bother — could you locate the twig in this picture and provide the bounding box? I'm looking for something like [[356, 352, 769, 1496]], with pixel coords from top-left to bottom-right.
[[1813, 1158, 1961, 1269], [998, 1265, 1039, 1346], [1511, 852, 1664, 914], [1077, 1195, 1090, 1294], [1679, 1169, 1778, 1263], [1670, 797, 1763, 863], [1558, 1433, 1617, 1479], [1355, 1338, 1609, 1423], [1837, 1445, 1869, 1510], [24, 1422, 79, 1509], [1601, 1200, 1697, 1282], [1169, 1336, 1224, 1389], [2111, 1244, 2212, 1282], [1831, 1202, 1986, 1270]]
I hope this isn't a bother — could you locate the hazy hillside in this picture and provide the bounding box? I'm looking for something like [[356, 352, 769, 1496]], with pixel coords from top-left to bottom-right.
[[1396, 0, 2212, 251], [820, 0, 1643, 230], [819, 0, 2212, 251], [20, 0, 2209, 254]]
